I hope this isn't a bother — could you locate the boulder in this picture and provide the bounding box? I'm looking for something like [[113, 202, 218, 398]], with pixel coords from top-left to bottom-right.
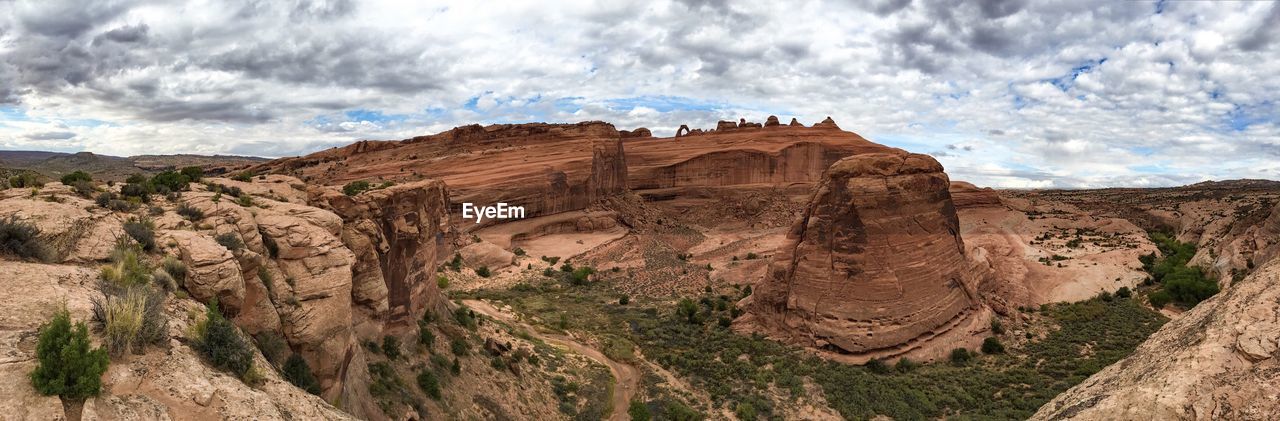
[[460, 241, 516, 270], [160, 230, 245, 312], [739, 152, 983, 359]]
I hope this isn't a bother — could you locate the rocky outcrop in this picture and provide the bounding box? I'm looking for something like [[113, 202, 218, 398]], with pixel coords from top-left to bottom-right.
[[789, 118, 803, 126], [159, 230, 246, 313], [814, 116, 839, 129], [319, 180, 453, 332], [1032, 260, 1280, 420], [765, 115, 781, 127], [737, 152, 985, 360], [254, 122, 627, 229], [619, 128, 651, 138], [716, 120, 738, 131], [949, 181, 1004, 209]]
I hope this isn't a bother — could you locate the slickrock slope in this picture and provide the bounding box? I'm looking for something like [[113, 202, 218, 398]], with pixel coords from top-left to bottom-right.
[[1031, 260, 1280, 420], [254, 122, 627, 228], [736, 152, 991, 362]]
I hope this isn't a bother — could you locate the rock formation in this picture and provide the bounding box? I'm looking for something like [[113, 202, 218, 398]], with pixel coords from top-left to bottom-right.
[[716, 120, 738, 131], [1032, 259, 1280, 420], [814, 116, 839, 129], [765, 115, 781, 127], [789, 117, 803, 126], [253, 122, 628, 229], [737, 152, 988, 361], [949, 181, 1004, 209], [619, 127, 651, 138]]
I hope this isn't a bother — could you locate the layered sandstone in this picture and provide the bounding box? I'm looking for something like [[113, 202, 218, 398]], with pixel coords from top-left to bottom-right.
[[949, 181, 1004, 209], [737, 152, 986, 360], [1032, 260, 1280, 420], [254, 122, 627, 229]]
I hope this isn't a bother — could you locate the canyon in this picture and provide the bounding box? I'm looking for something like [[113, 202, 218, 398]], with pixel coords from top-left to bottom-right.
[[2, 118, 1278, 420]]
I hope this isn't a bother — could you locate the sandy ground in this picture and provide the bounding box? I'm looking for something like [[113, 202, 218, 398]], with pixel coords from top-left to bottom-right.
[[461, 299, 639, 421]]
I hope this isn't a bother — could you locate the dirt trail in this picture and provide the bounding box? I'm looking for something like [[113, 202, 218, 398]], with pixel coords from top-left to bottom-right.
[[461, 299, 639, 421]]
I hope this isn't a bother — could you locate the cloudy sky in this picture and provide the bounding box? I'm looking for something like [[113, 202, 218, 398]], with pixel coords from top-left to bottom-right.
[[1, 0, 1278, 188]]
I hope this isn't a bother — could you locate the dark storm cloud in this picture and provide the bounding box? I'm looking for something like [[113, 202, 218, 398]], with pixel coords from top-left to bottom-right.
[[13, 0, 134, 38], [1238, 3, 1280, 51], [859, 0, 913, 17], [92, 23, 148, 44], [976, 0, 1025, 19]]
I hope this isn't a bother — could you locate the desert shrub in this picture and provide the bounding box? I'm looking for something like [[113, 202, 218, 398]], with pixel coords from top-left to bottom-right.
[[950, 348, 972, 365], [30, 307, 109, 401], [418, 327, 435, 348], [512, 247, 526, 256], [161, 255, 187, 283], [382, 335, 401, 359], [560, 262, 574, 272], [231, 172, 254, 182], [865, 358, 890, 374], [343, 180, 371, 196], [475, 266, 491, 278], [123, 217, 156, 251], [628, 400, 652, 421], [180, 166, 204, 182], [448, 253, 463, 271], [125, 174, 147, 184], [100, 244, 152, 288], [91, 287, 167, 357], [215, 232, 243, 252], [193, 301, 255, 380], [176, 202, 204, 221], [283, 354, 321, 394], [366, 361, 416, 414], [0, 216, 53, 261], [542, 267, 555, 277], [236, 195, 253, 207], [95, 192, 114, 207], [436, 275, 448, 289], [1115, 286, 1132, 299], [253, 331, 288, 368], [151, 269, 176, 291], [9, 171, 42, 188], [454, 307, 477, 330], [894, 357, 918, 373], [541, 255, 561, 265], [71, 180, 96, 198], [416, 370, 441, 400], [677, 298, 701, 324], [990, 319, 1005, 335], [982, 337, 1005, 354], [150, 170, 191, 192], [450, 338, 469, 356], [120, 183, 151, 202], [619, 295, 630, 305], [1148, 290, 1172, 309], [570, 266, 595, 286]]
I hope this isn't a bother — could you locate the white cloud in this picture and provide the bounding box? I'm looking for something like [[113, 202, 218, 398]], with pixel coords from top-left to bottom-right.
[[0, 0, 1276, 188]]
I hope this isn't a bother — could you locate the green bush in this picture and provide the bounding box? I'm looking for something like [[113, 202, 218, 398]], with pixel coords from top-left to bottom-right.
[[123, 217, 156, 251], [283, 354, 321, 394], [215, 232, 243, 252], [949, 348, 972, 365], [416, 370, 441, 400], [990, 319, 1005, 334], [865, 358, 890, 374], [450, 338, 469, 356], [475, 266, 491, 278], [150, 170, 191, 192], [1115, 286, 1132, 299], [231, 172, 254, 182], [629, 400, 652, 421], [894, 357, 918, 373], [100, 244, 152, 287], [161, 256, 187, 283], [343, 180, 371, 196], [382, 335, 401, 359], [570, 266, 595, 286], [418, 327, 435, 348], [436, 275, 449, 289], [677, 298, 701, 324], [194, 301, 255, 380], [10, 171, 43, 188], [0, 216, 53, 261], [619, 295, 630, 305], [30, 307, 109, 401], [982, 337, 1005, 354], [1149, 290, 1172, 309], [176, 203, 204, 221], [180, 166, 204, 182]]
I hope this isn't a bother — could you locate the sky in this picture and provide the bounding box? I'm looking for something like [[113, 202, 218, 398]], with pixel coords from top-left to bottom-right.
[[1, 0, 1278, 188]]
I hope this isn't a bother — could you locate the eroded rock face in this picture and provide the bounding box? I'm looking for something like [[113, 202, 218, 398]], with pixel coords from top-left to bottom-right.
[[949, 181, 1004, 209], [738, 152, 983, 359], [160, 230, 245, 312], [1032, 260, 1280, 420], [253, 122, 628, 229]]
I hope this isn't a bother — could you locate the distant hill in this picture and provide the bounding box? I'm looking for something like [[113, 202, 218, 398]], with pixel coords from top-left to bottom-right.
[[0, 150, 269, 181]]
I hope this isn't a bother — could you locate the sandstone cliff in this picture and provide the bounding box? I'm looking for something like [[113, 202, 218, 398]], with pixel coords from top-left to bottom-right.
[[949, 181, 1004, 209], [736, 152, 991, 362], [254, 122, 627, 229], [1032, 259, 1280, 420]]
